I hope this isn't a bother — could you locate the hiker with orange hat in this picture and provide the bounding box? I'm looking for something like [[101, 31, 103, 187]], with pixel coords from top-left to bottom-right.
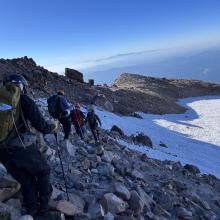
[[70, 103, 87, 140]]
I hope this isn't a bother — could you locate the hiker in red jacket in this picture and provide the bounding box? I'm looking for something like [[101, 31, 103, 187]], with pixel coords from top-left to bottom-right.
[[70, 103, 86, 140]]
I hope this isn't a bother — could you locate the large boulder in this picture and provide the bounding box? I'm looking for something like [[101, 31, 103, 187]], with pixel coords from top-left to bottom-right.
[[0, 176, 20, 202], [101, 193, 128, 214], [132, 133, 152, 147], [65, 68, 83, 83], [110, 125, 124, 136]]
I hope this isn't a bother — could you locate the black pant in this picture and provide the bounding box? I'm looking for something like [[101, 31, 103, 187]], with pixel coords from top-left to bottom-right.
[[0, 144, 52, 216], [90, 126, 99, 142], [74, 125, 84, 139], [59, 117, 71, 140]]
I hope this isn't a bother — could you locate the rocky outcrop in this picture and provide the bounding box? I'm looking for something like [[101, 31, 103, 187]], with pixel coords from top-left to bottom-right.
[[1, 58, 220, 116], [65, 68, 84, 83]]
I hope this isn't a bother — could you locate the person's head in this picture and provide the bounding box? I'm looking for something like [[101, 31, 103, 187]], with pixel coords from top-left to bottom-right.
[[3, 74, 28, 94], [87, 105, 94, 113], [57, 89, 65, 96], [75, 103, 80, 110]]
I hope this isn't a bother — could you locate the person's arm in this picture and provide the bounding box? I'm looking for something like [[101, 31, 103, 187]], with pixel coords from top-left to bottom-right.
[[20, 95, 55, 134], [59, 96, 70, 116], [80, 110, 86, 120], [95, 114, 102, 126]]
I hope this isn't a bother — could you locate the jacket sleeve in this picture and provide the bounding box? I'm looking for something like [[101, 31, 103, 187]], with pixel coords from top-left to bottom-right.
[[80, 110, 86, 120], [59, 96, 70, 112], [20, 95, 54, 134], [95, 114, 102, 126]]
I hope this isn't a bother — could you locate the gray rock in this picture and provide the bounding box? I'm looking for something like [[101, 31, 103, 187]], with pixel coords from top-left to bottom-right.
[[128, 190, 144, 215], [88, 200, 105, 219], [104, 101, 114, 112], [110, 125, 124, 136], [104, 212, 114, 220], [101, 193, 128, 214], [136, 186, 154, 211], [96, 145, 105, 156], [132, 133, 152, 147], [0, 163, 7, 178], [184, 164, 200, 175], [18, 215, 34, 220], [5, 198, 22, 220], [113, 182, 131, 201], [175, 207, 192, 219], [81, 158, 91, 170], [0, 176, 20, 202], [131, 169, 145, 181], [98, 162, 115, 177], [65, 67, 84, 83]]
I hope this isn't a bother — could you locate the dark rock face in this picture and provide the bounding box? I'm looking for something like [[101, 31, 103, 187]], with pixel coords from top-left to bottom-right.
[[65, 68, 84, 83], [184, 164, 200, 175], [132, 133, 153, 147], [111, 125, 124, 136], [1, 58, 220, 116]]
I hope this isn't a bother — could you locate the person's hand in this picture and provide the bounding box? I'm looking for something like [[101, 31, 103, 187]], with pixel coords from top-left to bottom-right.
[[50, 121, 59, 133]]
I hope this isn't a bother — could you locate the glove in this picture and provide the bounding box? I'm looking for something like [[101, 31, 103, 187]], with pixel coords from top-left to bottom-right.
[[50, 121, 59, 133]]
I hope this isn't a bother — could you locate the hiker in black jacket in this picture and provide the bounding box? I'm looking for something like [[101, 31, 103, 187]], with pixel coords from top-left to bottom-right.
[[86, 108, 101, 143], [0, 74, 57, 218]]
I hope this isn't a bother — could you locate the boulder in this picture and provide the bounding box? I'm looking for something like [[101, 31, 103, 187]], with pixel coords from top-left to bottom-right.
[[101, 193, 128, 214], [110, 125, 124, 136], [104, 101, 114, 112], [50, 199, 83, 216], [128, 190, 144, 215], [0, 176, 20, 202], [132, 133, 152, 147], [88, 200, 105, 219], [65, 68, 83, 83], [113, 182, 131, 201], [184, 164, 200, 175]]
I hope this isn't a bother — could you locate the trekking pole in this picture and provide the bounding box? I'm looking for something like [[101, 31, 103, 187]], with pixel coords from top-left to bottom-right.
[[54, 132, 70, 201]]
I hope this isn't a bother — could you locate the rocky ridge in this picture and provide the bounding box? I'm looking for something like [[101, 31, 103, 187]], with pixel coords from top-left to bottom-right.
[[1, 57, 220, 115]]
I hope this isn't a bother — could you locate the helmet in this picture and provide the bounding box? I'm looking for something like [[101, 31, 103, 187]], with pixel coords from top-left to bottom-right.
[[3, 74, 28, 93]]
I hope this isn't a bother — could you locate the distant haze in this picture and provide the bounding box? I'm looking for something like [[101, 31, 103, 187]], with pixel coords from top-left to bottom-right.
[[81, 46, 220, 84]]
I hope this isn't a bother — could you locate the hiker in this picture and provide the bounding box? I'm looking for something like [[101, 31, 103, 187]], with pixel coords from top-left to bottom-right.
[[86, 107, 102, 143], [70, 103, 86, 140], [0, 74, 58, 218], [47, 89, 71, 140]]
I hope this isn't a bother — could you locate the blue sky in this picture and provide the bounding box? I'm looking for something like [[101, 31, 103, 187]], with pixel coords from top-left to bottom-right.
[[0, 0, 220, 79]]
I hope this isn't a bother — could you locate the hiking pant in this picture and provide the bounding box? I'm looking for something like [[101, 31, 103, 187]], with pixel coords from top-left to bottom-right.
[[74, 125, 84, 139], [90, 126, 100, 142], [0, 144, 52, 217], [59, 117, 71, 140]]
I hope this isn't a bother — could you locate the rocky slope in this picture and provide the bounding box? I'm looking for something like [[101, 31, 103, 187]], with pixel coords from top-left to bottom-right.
[[0, 57, 220, 219], [1, 57, 220, 115]]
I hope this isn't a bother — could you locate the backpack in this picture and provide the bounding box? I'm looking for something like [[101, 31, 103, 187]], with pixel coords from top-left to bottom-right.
[[71, 110, 84, 126], [0, 84, 21, 144], [87, 112, 97, 127], [47, 95, 61, 119]]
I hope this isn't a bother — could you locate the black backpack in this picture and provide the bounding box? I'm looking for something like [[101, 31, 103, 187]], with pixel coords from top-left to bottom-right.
[[47, 95, 61, 119]]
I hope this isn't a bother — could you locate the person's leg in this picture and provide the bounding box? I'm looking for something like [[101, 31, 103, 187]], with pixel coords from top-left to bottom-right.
[[75, 126, 83, 139], [96, 129, 100, 141], [59, 117, 71, 139], [14, 145, 52, 216], [91, 127, 98, 142], [0, 148, 38, 216]]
